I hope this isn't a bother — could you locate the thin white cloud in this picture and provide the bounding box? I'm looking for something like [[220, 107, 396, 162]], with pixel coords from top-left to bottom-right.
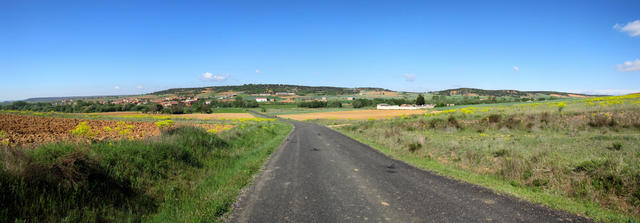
[[256, 69, 261, 74], [114, 86, 120, 89], [136, 85, 143, 89], [202, 72, 229, 82], [513, 66, 520, 72], [578, 89, 639, 96], [614, 20, 640, 37], [616, 59, 640, 72], [403, 73, 416, 82], [202, 72, 213, 80]]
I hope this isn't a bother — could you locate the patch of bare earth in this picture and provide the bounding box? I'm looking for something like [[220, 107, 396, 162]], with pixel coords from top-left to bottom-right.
[[0, 114, 159, 147]]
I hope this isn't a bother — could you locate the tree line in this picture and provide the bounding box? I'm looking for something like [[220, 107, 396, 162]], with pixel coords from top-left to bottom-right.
[[1, 94, 556, 114], [0, 96, 262, 114]]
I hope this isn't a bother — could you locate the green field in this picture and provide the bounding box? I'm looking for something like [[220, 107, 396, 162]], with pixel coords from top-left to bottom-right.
[[211, 107, 246, 113], [314, 95, 640, 222], [1, 120, 292, 222]]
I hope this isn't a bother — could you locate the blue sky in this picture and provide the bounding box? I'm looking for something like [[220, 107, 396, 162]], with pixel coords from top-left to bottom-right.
[[1, 0, 639, 101]]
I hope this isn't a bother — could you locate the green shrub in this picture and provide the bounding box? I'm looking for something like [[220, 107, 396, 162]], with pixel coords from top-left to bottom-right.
[[574, 159, 608, 173], [607, 142, 622, 151], [327, 101, 342, 108], [408, 142, 422, 152], [447, 115, 459, 128], [487, 114, 501, 123], [531, 178, 549, 188], [523, 169, 533, 180], [428, 118, 445, 129]]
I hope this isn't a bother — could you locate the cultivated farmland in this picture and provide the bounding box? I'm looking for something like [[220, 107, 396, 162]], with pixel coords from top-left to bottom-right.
[[0, 113, 159, 146], [278, 109, 430, 120]]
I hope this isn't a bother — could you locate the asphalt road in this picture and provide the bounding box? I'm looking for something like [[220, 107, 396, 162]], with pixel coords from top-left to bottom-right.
[[229, 119, 591, 223]]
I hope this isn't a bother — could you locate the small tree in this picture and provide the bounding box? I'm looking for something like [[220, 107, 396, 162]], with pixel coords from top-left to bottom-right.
[[328, 101, 342, 108], [352, 100, 364, 108], [416, 94, 425, 105], [234, 96, 245, 108]]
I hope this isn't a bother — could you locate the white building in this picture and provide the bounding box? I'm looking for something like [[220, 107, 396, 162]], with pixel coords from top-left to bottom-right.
[[256, 98, 268, 102], [376, 104, 435, 110]]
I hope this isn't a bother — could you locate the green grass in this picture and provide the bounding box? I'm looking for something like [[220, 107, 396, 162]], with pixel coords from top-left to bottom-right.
[[258, 104, 297, 109], [0, 121, 292, 222], [318, 95, 640, 223], [210, 108, 247, 113]]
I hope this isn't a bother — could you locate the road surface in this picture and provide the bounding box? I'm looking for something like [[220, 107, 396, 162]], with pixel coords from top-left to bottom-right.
[[229, 120, 591, 223]]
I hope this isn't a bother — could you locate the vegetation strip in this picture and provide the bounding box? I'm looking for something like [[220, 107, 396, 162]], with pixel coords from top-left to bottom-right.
[[1, 120, 292, 222]]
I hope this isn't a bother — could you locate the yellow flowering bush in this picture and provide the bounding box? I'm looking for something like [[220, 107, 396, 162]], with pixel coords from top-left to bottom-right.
[[154, 120, 175, 129], [71, 122, 96, 139]]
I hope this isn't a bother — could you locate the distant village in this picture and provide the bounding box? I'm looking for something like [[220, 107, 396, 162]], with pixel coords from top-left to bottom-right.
[[56, 92, 307, 108], [52, 90, 441, 110]]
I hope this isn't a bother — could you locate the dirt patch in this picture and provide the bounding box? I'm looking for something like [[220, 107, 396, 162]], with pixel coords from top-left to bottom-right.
[[327, 124, 352, 128], [364, 91, 398, 96], [0, 114, 159, 147], [279, 109, 429, 120], [0, 114, 241, 147], [550, 94, 568, 98], [568, 94, 587, 98]]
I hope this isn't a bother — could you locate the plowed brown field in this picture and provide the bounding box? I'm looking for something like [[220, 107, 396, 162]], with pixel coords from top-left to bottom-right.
[[278, 109, 430, 120], [0, 114, 159, 147]]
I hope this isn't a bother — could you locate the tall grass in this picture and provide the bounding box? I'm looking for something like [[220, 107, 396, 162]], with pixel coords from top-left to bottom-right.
[[1, 121, 292, 222]]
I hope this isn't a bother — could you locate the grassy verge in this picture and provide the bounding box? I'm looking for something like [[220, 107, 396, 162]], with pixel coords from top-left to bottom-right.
[[320, 95, 640, 223], [338, 130, 634, 223], [1, 121, 292, 222]]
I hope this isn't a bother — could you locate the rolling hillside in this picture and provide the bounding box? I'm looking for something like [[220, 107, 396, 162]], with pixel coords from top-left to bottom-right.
[[431, 88, 597, 98], [151, 84, 388, 96]]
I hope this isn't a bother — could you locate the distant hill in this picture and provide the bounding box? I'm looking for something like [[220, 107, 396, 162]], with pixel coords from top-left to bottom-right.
[[21, 95, 134, 103], [431, 88, 598, 98], [4, 85, 607, 104], [151, 84, 389, 96]]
